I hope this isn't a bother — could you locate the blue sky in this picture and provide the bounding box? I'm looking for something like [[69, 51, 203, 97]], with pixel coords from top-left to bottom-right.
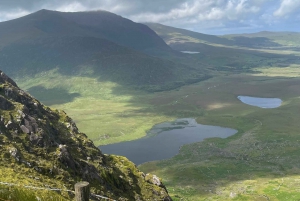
[[0, 0, 299, 35]]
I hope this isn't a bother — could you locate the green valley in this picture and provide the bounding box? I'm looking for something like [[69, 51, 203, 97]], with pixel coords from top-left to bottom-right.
[[1, 7, 300, 201]]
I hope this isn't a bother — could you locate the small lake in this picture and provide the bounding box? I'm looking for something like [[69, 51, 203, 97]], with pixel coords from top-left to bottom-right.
[[100, 118, 237, 165], [181, 51, 200, 54], [238, 96, 282, 108]]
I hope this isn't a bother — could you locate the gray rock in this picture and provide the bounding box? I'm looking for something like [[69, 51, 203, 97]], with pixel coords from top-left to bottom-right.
[[9, 147, 18, 157], [20, 125, 30, 134], [23, 115, 38, 133], [0, 71, 18, 87], [0, 95, 13, 110], [5, 121, 17, 130], [152, 175, 162, 186], [18, 110, 26, 118]]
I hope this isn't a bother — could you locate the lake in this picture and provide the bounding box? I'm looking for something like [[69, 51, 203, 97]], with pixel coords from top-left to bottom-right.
[[100, 118, 237, 165], [238, 96, 282, 108], [181, 51, 200, 54]]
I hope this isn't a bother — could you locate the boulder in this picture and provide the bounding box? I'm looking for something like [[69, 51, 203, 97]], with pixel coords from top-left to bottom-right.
[[0, 95, 14, 110]]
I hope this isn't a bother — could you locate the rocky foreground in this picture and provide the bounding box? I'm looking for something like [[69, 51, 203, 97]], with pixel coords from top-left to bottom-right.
[[0, 70, 172, 201]]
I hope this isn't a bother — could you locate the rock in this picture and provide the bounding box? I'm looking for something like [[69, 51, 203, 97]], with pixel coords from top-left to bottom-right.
[[4, 87, 13, 97], [9, 147, 18, 157], [152, 175, 162, 186], [145, 174, 163, 187], [230, 192, 237, 198], [20, 125, 30, 134], [5, 121, 17, 130], [0, 71, 18, 87], [9, 147, 20, 161], [58, 144, 76, 169], [30, 133, 44, 147], [0, 95, 14, 110], [23, 115, 39, 133], [18, 110, 26, 118]]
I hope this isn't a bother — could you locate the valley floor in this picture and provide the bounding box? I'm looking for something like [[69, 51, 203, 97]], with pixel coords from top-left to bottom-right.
[[17, 62, 300, 201]]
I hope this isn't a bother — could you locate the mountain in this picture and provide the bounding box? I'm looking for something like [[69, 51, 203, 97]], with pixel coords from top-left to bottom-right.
[[57, 10, 172, 53], [224, 31, 300, 48], [145, 23, 233, 46], [0, 70, 172, 200], [0, 9, 170, 53], [146, 23, 300, 49], [0, 10, 206, 92]]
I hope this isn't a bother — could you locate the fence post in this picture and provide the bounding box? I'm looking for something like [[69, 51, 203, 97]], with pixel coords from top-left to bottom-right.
[[75, 181, 90, 201]]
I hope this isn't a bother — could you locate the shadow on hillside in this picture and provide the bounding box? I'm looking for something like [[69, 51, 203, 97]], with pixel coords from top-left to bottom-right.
[[167, 40, 300, 75], [27, 86, 80, 106], [231, 36, 282, 48], [109, 71, 300, 198]]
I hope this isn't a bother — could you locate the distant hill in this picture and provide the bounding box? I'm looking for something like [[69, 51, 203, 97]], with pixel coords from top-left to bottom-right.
[[146, 23, 300, 49], [0, 9, 170, 53], [224, 31, 300, 48], [145, 23, 233, 46], [145, 23, 300, 74], [0, 10, 206, 92]]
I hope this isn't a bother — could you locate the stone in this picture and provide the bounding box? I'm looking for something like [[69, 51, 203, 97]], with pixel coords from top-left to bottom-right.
[[5, 121, 17, 130], [0, 71, 18, 87], [0, 95, 14, 110], [20, 125, 30, 134]]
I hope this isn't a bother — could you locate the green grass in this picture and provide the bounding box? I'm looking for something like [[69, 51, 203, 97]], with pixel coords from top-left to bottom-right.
[[138, 74, 300, 200], [0, 168, 69, 201], [16, 67, 300, 200], [12, 33, 300, 200]]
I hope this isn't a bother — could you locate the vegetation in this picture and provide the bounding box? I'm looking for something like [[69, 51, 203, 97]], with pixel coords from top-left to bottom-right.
[[0, 10, 207, 93], [2, 10, 300, 201], [0, 72, 171, 201]]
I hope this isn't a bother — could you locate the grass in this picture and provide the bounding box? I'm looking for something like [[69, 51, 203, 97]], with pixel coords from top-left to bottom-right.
[[138, 74, 300, 200], [16, 67, 300, 200], [16, 69, 180, 146], [0, 168, 69, 201], [12, 34, 300, 200]]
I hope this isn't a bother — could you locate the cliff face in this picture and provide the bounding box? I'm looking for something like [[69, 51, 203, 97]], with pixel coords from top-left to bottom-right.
[[0, 70, 172, 201]]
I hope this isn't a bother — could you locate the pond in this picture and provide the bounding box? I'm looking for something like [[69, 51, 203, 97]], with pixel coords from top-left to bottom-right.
[[238, 96, 282, 108], [100, 118, 237, 165], [181, 51, 200, 54]]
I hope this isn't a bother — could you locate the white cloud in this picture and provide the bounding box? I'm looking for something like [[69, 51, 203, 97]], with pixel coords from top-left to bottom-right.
[[130, 0, 261, 23], [0, 9, 30, 21], [274, 0, 300, 17], [0, 0, 299, 34]]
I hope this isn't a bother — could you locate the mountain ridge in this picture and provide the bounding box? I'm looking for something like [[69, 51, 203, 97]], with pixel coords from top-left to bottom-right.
[[0, 9, 206, 92]]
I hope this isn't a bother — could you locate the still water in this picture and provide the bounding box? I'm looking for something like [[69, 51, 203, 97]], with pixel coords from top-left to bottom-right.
[[238, 96, 282, 108], [181, 51, 200, 54], [100, 118, 237, 165]]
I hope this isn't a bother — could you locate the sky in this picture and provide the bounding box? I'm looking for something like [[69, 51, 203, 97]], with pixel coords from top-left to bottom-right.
[[0, 0, 299, 35]]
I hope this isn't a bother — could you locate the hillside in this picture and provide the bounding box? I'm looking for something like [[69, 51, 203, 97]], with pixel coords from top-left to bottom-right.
[[145, 23, 300, 74], [0, 9, 205, 92], [224, 31, 300, 49], [145, 23, 233, 46], [0, 70, 172, 200], [0, 9, 170, 53], [146, 23, 300, 49]]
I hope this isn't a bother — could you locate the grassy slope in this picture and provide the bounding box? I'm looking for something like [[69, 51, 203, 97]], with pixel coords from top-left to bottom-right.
[[7, 21, 300, 200], [0, 10, 207, 93], [146, 23, 300, 49], [17, 65, 300, 200], [138, 23, 300, 200], [145, 23, 300, 76], [224, 31, 300, 48], [139, 72, 300, 200]]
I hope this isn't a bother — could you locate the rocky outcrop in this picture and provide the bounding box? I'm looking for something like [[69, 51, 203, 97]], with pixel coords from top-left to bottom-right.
[[0, 70, 172, 201]]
